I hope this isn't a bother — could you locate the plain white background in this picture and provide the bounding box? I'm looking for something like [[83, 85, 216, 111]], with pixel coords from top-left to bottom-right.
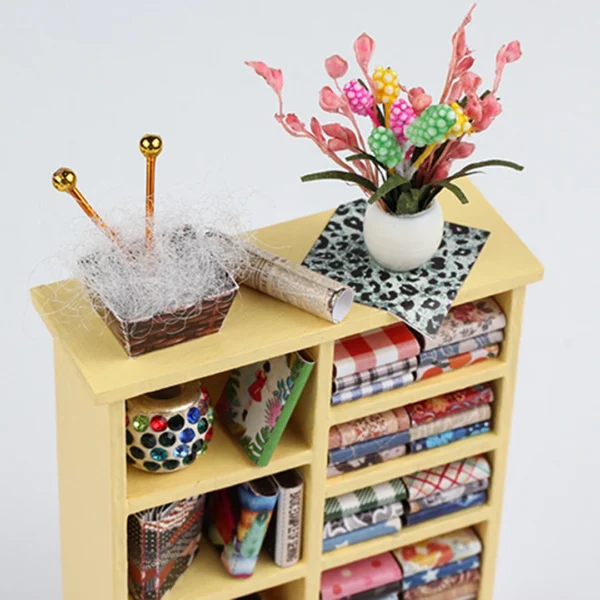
[[1, 1, 598, 598]]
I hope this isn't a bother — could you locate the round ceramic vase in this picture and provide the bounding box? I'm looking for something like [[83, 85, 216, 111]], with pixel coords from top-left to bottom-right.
[[126, 381, 215, 473], [363, 199, 444, 272]]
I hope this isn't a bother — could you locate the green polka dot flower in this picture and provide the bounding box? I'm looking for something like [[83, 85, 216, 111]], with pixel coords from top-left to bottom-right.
[[368, 126, 404, 169], [406, 104, 458, 147]]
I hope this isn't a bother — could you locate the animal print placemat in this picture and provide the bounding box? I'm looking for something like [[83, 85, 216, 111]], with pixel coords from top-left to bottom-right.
[[302, 200, 490, 336]]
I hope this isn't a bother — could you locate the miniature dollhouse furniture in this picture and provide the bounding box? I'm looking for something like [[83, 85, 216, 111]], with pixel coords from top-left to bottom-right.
[[32, 179, 543, 600]]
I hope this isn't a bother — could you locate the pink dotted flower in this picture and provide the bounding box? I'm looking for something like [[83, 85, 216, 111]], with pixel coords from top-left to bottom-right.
[[389, 98, 416, 144], [343, 79, 373, 117]]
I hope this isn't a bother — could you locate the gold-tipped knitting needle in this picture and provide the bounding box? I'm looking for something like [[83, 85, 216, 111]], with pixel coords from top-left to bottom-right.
[[139, 134, 163, 249], [52, 168, 125, 247]]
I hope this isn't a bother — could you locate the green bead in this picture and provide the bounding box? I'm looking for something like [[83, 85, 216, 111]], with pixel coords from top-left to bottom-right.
[[132, 415, 149, 432], [368, 127, 404, 169], [406, 104, 457, 147]]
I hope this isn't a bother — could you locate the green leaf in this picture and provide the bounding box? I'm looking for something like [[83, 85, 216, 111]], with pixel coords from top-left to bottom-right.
[[437, 181, 469, 204], [346, 152, 386, 168], [453, 159, 524, 178], [367, 174, 410, 206], [300, 170, 377, 192], [396, 188, 420, 215]]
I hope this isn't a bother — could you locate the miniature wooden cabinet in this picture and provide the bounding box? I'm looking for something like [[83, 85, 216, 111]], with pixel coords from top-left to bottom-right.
[[32, 180, 543, 600]]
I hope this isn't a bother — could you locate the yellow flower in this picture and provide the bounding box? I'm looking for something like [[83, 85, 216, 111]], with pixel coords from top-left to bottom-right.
[[373, 66, 400, 105], [448, 102, 472, 138]]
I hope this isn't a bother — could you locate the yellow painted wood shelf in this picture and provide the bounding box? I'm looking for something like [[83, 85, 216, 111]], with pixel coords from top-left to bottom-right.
[[32, 180, 543, 600]]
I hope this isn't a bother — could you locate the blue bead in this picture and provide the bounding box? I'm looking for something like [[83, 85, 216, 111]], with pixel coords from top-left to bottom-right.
[[180, 428, 195, 444], [187, 407, 201, 424], [150, 448, 167, 461], [174, 444, 190, 458]]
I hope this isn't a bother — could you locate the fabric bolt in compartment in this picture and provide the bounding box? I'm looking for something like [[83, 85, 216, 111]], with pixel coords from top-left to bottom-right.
[[415, 345, 500, 381], [403, 455, 491, 501], [329, 406, 410, 450], [323, 517, 402, 552], [334, 356, 418, 393], [332, 371, 415, 406], [333, 321, 420, 379], [409, 421, 491, 453], [323, 501, 404, 540], [320, 551, 402, 600], [403, 491, 487, 526], [408, 479, 489, 514], [327, 445, 407, 478], [324, 478, 407, 521], [345, 581, 403, 600], [329, 429, 410, 465], [407, 582, 478, 600], [408, 405, 492, 442], [419, 330, 504, 366], [403, 568, 480, 600], [402, 556, 481, 591]]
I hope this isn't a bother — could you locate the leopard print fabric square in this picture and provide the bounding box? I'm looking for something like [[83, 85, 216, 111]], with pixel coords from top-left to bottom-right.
[[302, 200, 490, 336]]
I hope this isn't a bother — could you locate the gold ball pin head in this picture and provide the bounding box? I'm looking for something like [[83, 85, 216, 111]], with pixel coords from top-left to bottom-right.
[[52, 168, 77, 192], [140, 134, 163, 158]]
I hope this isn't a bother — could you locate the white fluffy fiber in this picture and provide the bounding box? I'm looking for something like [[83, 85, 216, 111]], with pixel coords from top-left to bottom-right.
[[66, 197, 250, 322]]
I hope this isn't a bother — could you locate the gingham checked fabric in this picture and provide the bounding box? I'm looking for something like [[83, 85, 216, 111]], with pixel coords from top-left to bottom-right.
[[334, 322, 420, 379], [331, 371, 415, 405], [403, 455, 491, 501], [333, 356, 418, 393]]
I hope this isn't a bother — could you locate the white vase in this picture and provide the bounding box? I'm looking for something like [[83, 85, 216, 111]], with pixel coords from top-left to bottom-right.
[[363, 199, 444, 272]]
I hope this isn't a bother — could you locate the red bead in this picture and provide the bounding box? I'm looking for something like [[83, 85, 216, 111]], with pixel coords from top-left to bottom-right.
[[205, 426, 214, 442], [150, 415, 168, 432]]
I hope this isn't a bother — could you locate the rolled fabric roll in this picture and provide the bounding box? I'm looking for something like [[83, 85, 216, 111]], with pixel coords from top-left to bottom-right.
[[419, 330, 504, 366], [323, 501, 405, 540], [403, 491, 487, 526], [409, 421, 491, 453], [408, 405, 492, 441], [329, 430, 410, 465], [403, 569, 480, 600], [402, 556, 481, 592], [415, 345, 500, 381], [408, 479, 489, 514], [333, 356, 418, 393], [327, 445, 407, 478], [332, 370, 415, 405], [323, 517, 402, 552]]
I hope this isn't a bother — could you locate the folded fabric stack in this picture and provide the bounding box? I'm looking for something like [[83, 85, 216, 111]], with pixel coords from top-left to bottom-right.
[[394, 528, 483, 600], [327, 385, 493, 478], [322, 456, 490, 552]]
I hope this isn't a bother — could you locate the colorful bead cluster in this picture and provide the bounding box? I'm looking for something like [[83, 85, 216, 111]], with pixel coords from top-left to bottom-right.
[[406, 103, 458, 147], [448, 101, 472, 138], [368, 127, 404, 169], [343, 79, 374, 117], [388, 98, 416, 144], [372, 66, 400, 105], [126, 387, 214, 473]]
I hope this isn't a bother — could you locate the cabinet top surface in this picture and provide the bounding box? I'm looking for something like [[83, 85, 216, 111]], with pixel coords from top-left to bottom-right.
[[31, 180, 542, 404]]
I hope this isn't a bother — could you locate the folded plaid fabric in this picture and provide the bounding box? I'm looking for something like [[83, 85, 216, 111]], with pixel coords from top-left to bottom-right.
[[419, 297, 506, 351], [334, 356, 418, 393], [403, 569, 480, 600], [332, 371, 415, 405], [419, 331, 504, 366], [323, 501, 404, 540], [415, 345, 499, 381], [329, 407, 410, 450], [325, 478, 408, 521], [402, 556, 481, 591], [408, 479, 489, 514], [329, 430, 410, 465], [406, 384, 494, 427], [334, 322, 420, 378], [409, 405, 492, 442], [403, 456, 491, 501], [327, 445, 407, 478], [409, 421, 491, 453], [127, 495, 206, 600], [403, 491, 486, 526], [323, 517, 402, 552]]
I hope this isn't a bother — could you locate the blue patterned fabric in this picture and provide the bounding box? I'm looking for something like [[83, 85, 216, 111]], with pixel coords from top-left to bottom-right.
[[419, 331, 503, 366], [331, 371, 414, 406], [329, 430, 410, 465], [402, 555, 481, 591], [322, 517, 402, 552], [409, 421, 491, 453], [404, 491, 487, 527]]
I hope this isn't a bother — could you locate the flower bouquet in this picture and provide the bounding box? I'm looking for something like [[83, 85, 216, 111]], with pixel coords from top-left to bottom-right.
[[247, 4, 523, 271]]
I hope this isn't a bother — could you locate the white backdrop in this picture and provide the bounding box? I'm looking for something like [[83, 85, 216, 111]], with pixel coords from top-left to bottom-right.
[[1, 1, 598, 598]]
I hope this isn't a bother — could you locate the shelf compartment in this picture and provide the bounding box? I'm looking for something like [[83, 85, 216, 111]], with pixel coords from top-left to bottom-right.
[[127, 421, 312, 514], [128, 537, 307, 600], [330, 358, 507, 425], [320, 504, 491, 572], [325, 432, 499, 498]]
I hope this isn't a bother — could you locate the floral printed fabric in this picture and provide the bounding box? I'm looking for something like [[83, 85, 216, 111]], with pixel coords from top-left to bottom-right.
[[402, 556, 481, 591], [408, 405, 492, 442], [320, 551, 402, 600], [408, 480, 489, 514], [394, 527, 482, 578], [403, 569, 480, 600], [332, 371, 415, 405], [325, 478, 408, 521], [404, 491, 487, 526], [403, 456, 491, 501], [419, 331, 504, 366], [407, 582, 478, 600], [333, 321, 420, 378], [334, 356, 418, 393], [329, 430, 410, 465], [419, 297, 505, 351], [323, 501, 405, 540], [327, 445, 407, 478], [329, 407, 410, 450], [415, 345, 500, 381], [323, 517, 402, 552], [406, 384, 494, 427], [409, 421, 491, 453]]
